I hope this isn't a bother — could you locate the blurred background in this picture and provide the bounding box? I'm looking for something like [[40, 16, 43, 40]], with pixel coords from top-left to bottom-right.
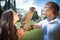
[[0, 0, 60, 40], [0, 0, 60, 21]]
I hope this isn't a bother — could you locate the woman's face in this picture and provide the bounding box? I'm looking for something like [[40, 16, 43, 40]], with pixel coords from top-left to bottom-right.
[[13, 12, 19, 24]]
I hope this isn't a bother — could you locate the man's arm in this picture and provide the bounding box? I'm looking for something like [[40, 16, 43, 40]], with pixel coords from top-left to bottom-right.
[[31, 21, 42, 29], [31, 25, 41, 29], [30, 25, 40, 30]]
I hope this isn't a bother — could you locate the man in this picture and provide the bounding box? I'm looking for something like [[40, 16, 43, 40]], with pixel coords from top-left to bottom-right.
[[33, 2, 60, 40]]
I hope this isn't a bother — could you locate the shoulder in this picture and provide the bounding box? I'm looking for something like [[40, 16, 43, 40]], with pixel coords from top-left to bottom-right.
[[49, 16, 60, 24], [17, 28, 24, 36], [35, 19, 48, 27], [17, 28, 25, 40], [36, 19, 48, 25]]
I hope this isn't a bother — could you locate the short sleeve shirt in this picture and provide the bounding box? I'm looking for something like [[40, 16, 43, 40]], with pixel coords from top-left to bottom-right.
[[47, 16, 60, 40], [36, 16, 60, 40]]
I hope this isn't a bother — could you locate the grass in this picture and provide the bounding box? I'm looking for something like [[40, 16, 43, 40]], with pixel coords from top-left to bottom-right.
[[22, 28, 42, 40], [16, 22, 21, 28], [16, 22, 42, 40]]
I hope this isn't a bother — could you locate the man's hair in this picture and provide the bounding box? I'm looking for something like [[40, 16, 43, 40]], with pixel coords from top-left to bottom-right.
[[46, 2, 59, 16]]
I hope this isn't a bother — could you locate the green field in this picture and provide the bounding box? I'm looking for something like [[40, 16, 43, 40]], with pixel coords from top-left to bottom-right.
[[16, 22, 42, 40], [22, 28, 42, 40]]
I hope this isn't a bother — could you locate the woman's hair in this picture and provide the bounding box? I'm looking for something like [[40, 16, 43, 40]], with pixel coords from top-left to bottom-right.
[[0, 9, 18, 40], [45, 2, 59, 16]]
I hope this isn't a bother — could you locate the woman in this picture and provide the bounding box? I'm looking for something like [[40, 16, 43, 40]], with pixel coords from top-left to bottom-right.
[[0, 9, 24, 40]]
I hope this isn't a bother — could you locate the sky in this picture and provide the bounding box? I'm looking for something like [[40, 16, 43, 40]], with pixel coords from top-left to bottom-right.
[[16, 0, 60, 16], [0, 0, 60, 16], [16, 0, 46, 16]]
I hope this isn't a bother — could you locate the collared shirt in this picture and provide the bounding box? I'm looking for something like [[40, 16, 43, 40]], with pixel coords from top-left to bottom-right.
[[47, 16, 60, 40], [36, 19, 49, 40], [36, 16, 60, 40]]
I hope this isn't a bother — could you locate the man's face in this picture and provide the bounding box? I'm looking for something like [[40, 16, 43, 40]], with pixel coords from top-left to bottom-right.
[[43, 5, 53, 18]]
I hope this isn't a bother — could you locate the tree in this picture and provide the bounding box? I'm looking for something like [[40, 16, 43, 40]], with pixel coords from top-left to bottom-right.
[[3, 0, 12, 10], [0, 2, 4, 19], [3, 0, 16, 12], [13, 0, 16, 11], [32, 11, 39, 21]]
